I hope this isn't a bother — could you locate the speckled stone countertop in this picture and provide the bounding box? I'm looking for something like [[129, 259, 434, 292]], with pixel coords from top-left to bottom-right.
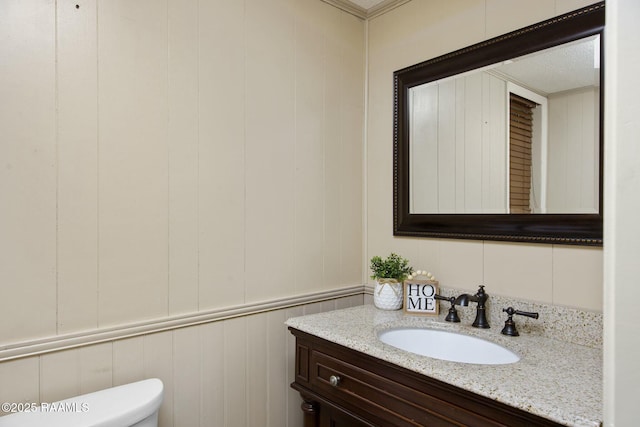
[[286, 305, 602, 427]]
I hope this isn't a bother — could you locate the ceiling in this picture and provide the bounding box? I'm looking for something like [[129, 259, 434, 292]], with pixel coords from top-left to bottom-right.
[[348, 0, 388, 9], [324, 0, 408, 18]]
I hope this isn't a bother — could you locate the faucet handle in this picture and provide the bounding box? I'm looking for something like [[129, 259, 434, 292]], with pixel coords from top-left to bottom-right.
[[434, 294, 461, 323], [501, 307, 539, 336], [510, 307, 539, 319]]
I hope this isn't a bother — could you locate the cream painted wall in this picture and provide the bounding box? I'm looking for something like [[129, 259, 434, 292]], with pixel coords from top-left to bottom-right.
[[604, 1, 640, 424], [2, 0, 624, 425], [0, 0, 364, 345], [0, 1, 365, 424], [366, 0, 603, 311]]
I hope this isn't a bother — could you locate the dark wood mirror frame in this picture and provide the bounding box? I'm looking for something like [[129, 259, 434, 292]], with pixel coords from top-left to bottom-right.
[[393, 2, 604, 246]]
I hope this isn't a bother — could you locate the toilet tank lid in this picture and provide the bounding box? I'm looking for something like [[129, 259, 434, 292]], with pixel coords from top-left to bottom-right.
[[0, 378, 164, 427]]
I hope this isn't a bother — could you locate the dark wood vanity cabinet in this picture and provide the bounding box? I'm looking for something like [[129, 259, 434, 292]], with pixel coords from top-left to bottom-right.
[[290, 328, 563, 427]]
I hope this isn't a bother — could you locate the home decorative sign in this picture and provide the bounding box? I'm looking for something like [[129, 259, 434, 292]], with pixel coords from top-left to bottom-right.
[[404, 280, 439, 316]]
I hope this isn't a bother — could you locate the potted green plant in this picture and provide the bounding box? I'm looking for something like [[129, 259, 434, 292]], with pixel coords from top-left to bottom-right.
[[370, 253, 413, 310]]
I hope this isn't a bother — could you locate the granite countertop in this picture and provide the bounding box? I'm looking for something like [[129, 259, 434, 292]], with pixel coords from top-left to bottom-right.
[[286, 304, 602, 427]]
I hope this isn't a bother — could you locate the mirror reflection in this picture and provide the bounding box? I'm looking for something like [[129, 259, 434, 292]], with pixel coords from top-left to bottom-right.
[[409, 35, 600, 214]]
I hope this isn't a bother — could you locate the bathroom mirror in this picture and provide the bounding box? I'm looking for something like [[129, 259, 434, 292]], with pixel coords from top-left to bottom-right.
[[393, 2, 604, 245]]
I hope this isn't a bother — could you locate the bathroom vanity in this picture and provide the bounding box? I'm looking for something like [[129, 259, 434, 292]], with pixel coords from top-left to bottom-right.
[[287, 305, 602, 427]]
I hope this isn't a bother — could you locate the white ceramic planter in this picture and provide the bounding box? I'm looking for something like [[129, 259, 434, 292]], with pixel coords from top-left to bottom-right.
[[373, 281, 403, 310]]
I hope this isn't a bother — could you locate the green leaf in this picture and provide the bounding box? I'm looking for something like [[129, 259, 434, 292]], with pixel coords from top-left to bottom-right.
[[369, 253, 413, 282]]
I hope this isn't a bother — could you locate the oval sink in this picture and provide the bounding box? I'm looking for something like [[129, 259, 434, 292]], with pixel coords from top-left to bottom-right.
[[378, 328, 519, 365]]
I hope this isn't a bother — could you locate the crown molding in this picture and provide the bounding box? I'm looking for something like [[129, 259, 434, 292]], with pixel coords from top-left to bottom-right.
[[321, 0, 411, 19], [367, 0, 412, 19], [321, 0, 367, 18]]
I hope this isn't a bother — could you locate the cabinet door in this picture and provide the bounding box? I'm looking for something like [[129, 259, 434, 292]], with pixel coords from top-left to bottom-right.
[[319, 405, 376, 427]]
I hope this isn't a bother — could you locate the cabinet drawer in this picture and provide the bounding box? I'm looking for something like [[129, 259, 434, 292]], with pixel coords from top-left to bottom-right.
[[310, 349, 502, 427]]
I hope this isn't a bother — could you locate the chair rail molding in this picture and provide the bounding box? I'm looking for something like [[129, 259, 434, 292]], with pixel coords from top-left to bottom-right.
[[0, 285, 365, 362]]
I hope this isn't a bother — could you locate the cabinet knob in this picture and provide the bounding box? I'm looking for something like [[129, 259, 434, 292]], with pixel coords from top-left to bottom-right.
[[329, 375, 341, 387]]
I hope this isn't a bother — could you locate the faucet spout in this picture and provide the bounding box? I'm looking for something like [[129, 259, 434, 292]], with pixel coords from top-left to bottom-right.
[[454, 293, 472, 306]]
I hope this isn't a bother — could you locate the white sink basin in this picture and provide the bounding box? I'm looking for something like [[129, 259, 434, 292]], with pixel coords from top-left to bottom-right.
[[378, 327, 520, 365]]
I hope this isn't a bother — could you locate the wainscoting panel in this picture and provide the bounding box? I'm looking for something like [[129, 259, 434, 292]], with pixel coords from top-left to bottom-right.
[[0, 294, 363, 426], [200, 321, 225, 426], [0, 357, 38, 408]]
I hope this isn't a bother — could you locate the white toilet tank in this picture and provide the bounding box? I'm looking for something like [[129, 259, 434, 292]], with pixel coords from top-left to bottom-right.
[[0, 378, 163, 427]]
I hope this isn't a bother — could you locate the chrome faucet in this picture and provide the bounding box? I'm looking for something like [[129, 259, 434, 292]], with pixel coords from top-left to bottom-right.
[[455, 285, 490, 328]]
